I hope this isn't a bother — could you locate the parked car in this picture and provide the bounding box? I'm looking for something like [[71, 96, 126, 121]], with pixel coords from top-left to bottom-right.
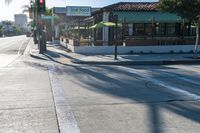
[[26, 32, 32, 37]]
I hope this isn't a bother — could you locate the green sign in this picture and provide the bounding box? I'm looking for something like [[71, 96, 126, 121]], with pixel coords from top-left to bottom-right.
[[41, 16, 53, 20], [66, 6, 91, 17]]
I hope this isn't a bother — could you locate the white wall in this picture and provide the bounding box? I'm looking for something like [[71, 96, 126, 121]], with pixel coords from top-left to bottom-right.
[[14, 14, 27, 26], [66, 44, 198, 54]]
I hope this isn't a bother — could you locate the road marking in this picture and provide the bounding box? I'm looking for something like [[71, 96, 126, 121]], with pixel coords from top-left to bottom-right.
[[151, 69, 200, 86], [48, 65, 81, 133], [171, 65, 200, 74], [178, 76, 200, 86], [165, 65, 200, 85], [18, 39, 26, 55], [117, 66, 200, 100]]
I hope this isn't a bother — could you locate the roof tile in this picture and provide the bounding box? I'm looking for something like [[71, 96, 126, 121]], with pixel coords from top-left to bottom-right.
[[103, 2, 159, 11]]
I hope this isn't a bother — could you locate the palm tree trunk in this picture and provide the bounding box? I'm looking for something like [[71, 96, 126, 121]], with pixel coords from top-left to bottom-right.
[[194, 23, 199, 57]]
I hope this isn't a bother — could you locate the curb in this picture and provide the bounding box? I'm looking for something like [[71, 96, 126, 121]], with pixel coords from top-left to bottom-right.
[[29, 46, 48, 60], [43, 53, 63, 64], [72, 60, 200, 65], [162, 60, 200, 65], [28, 43, 200, 66]]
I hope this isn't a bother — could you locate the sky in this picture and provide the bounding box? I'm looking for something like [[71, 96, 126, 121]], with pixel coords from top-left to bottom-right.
[[0, 0, 158, 21]]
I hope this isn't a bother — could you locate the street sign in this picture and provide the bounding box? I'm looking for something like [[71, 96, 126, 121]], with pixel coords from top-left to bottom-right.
[[41, 16, 53, 20], [66, 6, 91, 16]]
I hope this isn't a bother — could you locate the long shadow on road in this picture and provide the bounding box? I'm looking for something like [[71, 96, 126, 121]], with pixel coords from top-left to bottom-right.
[[56, 64, 200, 133], [30, 48, 200, 133]]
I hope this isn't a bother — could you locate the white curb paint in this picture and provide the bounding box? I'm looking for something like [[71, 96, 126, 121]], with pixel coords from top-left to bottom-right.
[[117, 66, 200, 100], [48, 65, 81, 133]]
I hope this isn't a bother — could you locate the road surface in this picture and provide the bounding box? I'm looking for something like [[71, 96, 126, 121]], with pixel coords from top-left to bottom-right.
[[0, 36, 30, 67], [53, 64, 200, 133], [0, 36, 200, 133]]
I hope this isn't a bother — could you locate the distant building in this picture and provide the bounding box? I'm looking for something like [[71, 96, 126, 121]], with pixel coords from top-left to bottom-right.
[[51, 6, 99, 42], [14, 14, 28, 29], [51, 2, 200, 54]]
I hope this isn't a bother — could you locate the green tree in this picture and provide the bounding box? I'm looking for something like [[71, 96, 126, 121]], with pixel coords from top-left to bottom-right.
[[158, 0, 200, 57], [45, 8, 52, 16], [0, 25, 3, 36], [21, 4, 34, 20], [22, 5, 31, 13], [13, 25, 22, 35]]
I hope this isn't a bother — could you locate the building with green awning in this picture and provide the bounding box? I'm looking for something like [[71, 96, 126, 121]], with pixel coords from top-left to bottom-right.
[[114, 11, 182, 23], [91, 2, 196, 46]]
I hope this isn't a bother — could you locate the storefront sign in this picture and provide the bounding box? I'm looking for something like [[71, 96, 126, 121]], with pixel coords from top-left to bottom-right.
[[66, 6, 91, 16]]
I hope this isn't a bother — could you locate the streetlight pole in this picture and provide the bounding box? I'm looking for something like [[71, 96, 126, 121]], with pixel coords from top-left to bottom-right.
[[114, 15, 118, 60]]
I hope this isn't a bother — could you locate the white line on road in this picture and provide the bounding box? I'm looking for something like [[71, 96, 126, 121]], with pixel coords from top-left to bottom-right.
[[151, 69, 200, 86], [48, 65, 81, 133], [117, 66, 200, 100], [18, 39, 26, 55]]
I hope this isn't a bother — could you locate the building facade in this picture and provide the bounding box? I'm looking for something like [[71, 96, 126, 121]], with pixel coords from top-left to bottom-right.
[[51, 7, 99, 43], [14, 14, 28, 29], [91, 2, 197, 46]]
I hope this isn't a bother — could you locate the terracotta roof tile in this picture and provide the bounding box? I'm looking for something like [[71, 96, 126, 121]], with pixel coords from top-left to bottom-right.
[[102, 2, 159, 12]]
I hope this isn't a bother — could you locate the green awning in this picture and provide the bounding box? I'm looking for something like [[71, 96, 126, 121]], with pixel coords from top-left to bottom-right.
[[114, 11, 182, 23], [89, 21, 122, 29]]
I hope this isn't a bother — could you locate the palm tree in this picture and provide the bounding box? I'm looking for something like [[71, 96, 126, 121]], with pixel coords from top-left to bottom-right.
[[21, 4, 34, 19], [22, 5, 31, 13]]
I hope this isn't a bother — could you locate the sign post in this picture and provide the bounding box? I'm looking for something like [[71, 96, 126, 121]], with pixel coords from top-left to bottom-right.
[[114, 15, 118, 60]]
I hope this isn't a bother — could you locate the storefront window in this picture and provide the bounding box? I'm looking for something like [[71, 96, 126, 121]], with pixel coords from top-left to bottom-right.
[[128, 24, 133, 36], [166, 23, 176, 35], [124, 24, 129, 36], [134, 24, 145, 36], [156, 23, 165, 36], [145, 24, 152, 35]]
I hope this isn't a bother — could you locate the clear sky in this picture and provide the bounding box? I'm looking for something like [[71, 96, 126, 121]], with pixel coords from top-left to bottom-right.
[[0, 0, 158, 21]]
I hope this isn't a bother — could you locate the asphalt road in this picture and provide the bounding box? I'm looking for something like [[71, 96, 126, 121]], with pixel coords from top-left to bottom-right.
[[0, 35, 30, 67], [0, 37, 200, 133], [0, 36, 29, 54], [52, 64, 200, 133]]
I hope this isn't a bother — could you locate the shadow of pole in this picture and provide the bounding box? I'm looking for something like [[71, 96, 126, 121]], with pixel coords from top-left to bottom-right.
[[148, 104, 163, 133]]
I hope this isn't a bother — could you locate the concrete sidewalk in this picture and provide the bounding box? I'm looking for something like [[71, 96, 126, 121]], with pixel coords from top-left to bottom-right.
[[29, 40, 49, 60], [0, 38, 59, 132], [30, 41, 200, 65]]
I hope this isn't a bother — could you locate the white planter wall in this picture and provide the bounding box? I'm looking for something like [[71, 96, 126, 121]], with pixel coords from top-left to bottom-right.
[[70, 45, 198, 54], [60, 39, 199, 54]]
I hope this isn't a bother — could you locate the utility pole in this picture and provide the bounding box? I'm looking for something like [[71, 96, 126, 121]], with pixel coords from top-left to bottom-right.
[[32, 0, 46, 54], [51, 7, 54, 43], [30, 0, 37, 44]]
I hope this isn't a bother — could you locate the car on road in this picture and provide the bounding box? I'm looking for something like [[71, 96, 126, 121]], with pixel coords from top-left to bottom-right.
[[26, 32, 32, 37]]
